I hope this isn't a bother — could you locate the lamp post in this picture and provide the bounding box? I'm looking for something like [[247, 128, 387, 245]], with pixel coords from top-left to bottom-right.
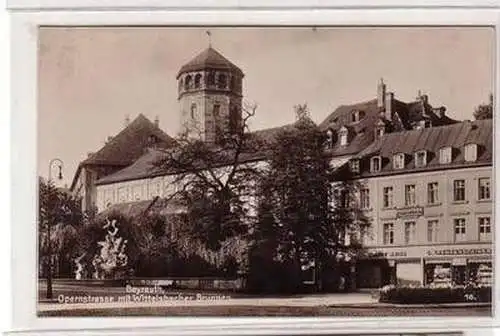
[[46, 158, 63, 299]]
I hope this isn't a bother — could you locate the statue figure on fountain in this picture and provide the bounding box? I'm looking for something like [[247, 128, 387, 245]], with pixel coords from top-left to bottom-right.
[[75, 218, 129, 280]]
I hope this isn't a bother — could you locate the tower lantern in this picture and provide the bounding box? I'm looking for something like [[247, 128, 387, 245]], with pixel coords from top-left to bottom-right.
[[177, 46, 244, 142]]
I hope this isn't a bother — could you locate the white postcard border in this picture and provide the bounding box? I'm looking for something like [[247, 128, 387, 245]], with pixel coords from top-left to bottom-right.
[[9, 7, 500, 335]]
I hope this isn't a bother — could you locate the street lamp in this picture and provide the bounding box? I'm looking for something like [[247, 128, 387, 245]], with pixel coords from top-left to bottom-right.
[[46, 158, 63, 299]]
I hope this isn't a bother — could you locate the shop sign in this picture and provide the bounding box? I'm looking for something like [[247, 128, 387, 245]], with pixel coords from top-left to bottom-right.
[[426, 248, 492, 257], [396, 207, 424, 219], [368, 250, 408, 258]]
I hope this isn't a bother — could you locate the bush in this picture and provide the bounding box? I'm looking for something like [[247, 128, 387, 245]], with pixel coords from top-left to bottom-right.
[[379, 285, 492, 304]]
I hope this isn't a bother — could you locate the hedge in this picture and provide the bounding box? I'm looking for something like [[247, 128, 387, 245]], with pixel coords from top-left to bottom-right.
[[379, 286, 492, 304]]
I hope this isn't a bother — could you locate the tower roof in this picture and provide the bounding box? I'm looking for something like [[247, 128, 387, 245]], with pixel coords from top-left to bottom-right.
[[177, 47, 244, 78]]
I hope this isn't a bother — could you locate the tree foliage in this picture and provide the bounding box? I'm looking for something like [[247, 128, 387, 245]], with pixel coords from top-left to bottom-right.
[[38, 177, 86, 277], [249, 105, 368, 293], [153, 101, 263, 251]]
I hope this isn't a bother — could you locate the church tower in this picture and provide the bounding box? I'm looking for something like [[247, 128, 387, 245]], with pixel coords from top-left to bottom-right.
[[177, 46, 244, 142]]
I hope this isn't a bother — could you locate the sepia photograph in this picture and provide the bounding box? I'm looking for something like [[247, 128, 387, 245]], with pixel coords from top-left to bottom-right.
[[36, 26, 494, 317]]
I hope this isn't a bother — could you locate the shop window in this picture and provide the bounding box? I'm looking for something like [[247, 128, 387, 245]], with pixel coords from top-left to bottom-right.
[[464, 143, 477, 162], [370, 156, 381, 173], [478, 217, 491, 241], [383, 223, 394, 245], [439, 146, 452, 164], [404, 184, 416, 206], [471, 263, 493, 286], [393, 153, 405, 169], [453, 179, 466, 202], [427, 182, 439, 205], [383, 186, 393, 208], [478, 177, 491, 200], [360, 188, 370, 209], [414, 150, 427, 167], [425, 263, 452, 287], [404, 221, 416, 244], [427, 220, 439, 242], [454, 218, 466, 242]]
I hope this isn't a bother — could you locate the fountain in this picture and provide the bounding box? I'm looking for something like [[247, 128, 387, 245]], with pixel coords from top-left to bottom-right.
[[74, 253, 86, 280], [74, 218, 129, 280]]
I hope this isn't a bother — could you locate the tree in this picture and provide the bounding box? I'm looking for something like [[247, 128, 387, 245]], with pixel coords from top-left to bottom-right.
[[250, 105, 368, 293], [153, 101, 263, 252], [38, 177, 85, 279], [473, 93, 493, 120]]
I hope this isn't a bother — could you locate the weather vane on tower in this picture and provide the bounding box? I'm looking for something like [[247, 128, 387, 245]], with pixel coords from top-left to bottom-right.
[[206, 30, 212, 48]]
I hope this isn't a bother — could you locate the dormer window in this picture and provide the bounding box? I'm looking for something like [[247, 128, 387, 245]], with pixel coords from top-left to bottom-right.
[[351, 110, 359, 123], [371, 156, 382, 173], [326, 129, 335, 149], [393, 153, 405, 170], [350, 159, 360, 174], [339, 126, 349, 146], [439, 146, 452, 164], [464, 143, 478, 162], [414, 150, 427, 167]]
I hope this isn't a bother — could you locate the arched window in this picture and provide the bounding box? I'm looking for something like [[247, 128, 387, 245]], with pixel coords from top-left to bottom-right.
[[207, 72, 215, 86], [184, 75, 192, 90], [218, 73, 227, 89], [194, 74, 202, 89], [190, 103, 197, 119]]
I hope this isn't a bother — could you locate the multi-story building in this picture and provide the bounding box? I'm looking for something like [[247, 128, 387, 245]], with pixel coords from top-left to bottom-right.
[[350, 120, 493, 288], [70, 45, 492, 289]]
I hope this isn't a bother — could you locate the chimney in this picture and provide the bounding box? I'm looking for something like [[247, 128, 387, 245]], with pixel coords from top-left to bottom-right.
[[87, 152, 95, 158], [434, 106, 446, 119], [154, 116, 160, 127], [385, 92, 394, 120], [105, 136, 113, 144], [377, 78, 386, 109], [124, 115, 130, 128]]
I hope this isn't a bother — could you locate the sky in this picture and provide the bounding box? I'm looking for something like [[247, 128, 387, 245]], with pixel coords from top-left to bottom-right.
[[38, 26, 494, 187]]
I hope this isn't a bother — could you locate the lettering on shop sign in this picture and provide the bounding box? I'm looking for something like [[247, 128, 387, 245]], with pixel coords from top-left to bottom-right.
[[396, 207, 424, 219], [368, 251, 408, 258], [426, 248, 492, 256]]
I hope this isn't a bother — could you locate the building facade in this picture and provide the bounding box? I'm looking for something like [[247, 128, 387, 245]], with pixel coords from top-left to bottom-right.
[[350, 120, 493, 288], [71, 45, 492, 289]]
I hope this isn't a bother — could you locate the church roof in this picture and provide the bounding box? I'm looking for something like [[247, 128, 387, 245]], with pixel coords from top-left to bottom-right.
[[82, 114, 175, 166], [177, 47, 244, 78], [69, 114, 175, 191]]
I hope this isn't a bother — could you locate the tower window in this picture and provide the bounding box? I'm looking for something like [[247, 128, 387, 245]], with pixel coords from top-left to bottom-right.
[[190, 103, 197, 119], [194, 74, 202, 89], [184, 75, 192, 90], [218, 74, 227, 89], [207, 72, 216, 86]]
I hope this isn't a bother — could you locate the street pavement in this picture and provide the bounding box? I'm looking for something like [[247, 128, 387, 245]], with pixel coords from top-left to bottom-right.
[[37, 282, 491, 317]]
